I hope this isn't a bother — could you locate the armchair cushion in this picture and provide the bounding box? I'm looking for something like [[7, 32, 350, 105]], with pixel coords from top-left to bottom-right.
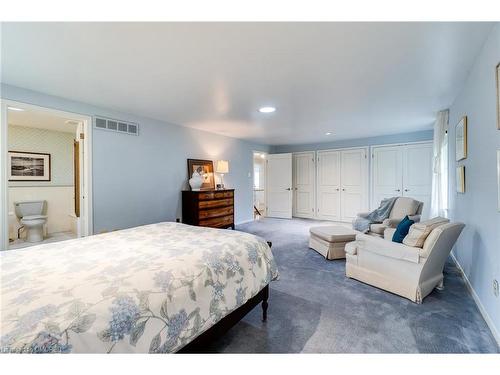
[[355, 233, 421, 263], [391, 216, 414, 243], [384, 228, 396, 240], [403, 217, 450, 248]]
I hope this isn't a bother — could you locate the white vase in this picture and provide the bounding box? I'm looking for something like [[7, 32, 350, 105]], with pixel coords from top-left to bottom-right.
[[189, 173, 203, 190]]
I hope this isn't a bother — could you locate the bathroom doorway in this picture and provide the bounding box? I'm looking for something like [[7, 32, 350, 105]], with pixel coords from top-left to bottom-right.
[[253, 151, 267, 220], [0, 101, 93, 250]]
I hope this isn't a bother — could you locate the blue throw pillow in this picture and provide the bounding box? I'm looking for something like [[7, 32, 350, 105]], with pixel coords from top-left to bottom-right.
[[392, 216, 414, 243]]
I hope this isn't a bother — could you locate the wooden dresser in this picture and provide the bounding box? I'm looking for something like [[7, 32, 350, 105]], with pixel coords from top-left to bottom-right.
[[182, 189, 235, 229]]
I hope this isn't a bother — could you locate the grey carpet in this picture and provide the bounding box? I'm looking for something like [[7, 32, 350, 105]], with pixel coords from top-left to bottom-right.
[[202, 218, 499, 353]]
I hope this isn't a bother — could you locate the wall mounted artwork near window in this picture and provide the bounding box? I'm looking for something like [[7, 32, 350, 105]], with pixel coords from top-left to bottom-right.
[[455, 116, 467, 161], [497, 150, 500, 211], [456, 165, 465, 194], [8, 151, 51, 181], [496, 63, 500, 130]]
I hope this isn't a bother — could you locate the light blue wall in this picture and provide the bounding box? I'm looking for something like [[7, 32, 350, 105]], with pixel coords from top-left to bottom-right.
[[1, 84, 269, 232], [448, 24, 500, 341], [270, 130, 433, 153]]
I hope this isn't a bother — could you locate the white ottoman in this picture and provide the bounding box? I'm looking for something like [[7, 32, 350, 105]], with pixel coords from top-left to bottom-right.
[[309, 225, 357, 260]]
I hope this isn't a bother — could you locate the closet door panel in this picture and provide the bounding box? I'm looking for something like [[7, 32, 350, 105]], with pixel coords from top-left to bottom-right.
[[293, 152, 315, 218], [371, 146, 403, 209], [316, 150, 341, 220], [403, 143, 433, 219], [266, 153, 293, 219], [341, 148, 368, 222]]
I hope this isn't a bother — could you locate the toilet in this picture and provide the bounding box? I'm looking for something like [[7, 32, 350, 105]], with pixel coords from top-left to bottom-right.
[[14, 200, 48, 243]]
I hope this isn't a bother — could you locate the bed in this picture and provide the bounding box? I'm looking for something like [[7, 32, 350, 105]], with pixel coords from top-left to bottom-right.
[[0, 222, 278, 353]]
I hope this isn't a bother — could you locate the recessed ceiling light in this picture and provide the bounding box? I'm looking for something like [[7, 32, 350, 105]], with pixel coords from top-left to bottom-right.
[[258, 106, 276, 113], [325, 132, 333, 136], [8, 107, 25, 112]]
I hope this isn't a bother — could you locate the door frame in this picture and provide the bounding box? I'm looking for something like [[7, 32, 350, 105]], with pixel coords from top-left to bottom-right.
[[369, 140, 433, 210], [252, 150, 268, 218], [0, 99, 93, 250]]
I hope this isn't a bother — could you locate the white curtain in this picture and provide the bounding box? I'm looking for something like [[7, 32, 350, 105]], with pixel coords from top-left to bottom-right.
[[430, 110, 449, 218]]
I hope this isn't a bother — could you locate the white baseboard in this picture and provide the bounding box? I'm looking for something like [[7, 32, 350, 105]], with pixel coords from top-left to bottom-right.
[[450, 253, 500, 348], [235, 219, 255, 226]]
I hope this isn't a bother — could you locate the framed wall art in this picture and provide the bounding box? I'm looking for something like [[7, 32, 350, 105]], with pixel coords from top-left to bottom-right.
[[8, 151, 51, 182], [496, 63, 499, 130], [497, 150, 500, 211], [455, 116, 467, 161], [456, 165, 465, 194]]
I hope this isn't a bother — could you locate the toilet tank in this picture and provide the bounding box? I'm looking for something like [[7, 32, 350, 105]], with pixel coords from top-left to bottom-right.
[[14, 200, 46, 218]]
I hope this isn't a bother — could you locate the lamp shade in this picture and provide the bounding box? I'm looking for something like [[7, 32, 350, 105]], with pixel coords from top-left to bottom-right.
[[215, 160, 229, 174]]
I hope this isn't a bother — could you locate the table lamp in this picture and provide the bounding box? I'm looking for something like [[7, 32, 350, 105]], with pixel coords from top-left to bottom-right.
[[215, 160, 229, 189]]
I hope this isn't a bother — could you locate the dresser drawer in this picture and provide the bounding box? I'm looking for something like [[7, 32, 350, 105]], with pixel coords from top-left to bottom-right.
[[199, 215, 233, 228], [198, 198, 233, 209], [198, 191, 234, 200], [199, 206, 234, 219]]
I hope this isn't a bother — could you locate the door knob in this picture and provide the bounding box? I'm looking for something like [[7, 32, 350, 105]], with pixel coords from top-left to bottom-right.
[[342, 188, 346, 191], [286, 188, 291, 191], [404, 189, 409, 192], [336, 188, 340, 191], [395, 189, 401, 192]]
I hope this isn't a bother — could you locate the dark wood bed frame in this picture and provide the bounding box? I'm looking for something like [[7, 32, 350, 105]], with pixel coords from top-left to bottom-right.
[[178, 242, 272, 353]]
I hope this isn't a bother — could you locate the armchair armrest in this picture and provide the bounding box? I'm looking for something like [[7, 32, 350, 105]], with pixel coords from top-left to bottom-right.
[[408, 214, 421, 223], [355, 233, 421, 264], [382, 214, 422, 228], [382, 218, 403, 228]]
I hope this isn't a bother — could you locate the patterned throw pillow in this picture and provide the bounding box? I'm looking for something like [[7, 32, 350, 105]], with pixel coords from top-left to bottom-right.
[[402, 217, 450, 248], [392, 216, 414, 243]]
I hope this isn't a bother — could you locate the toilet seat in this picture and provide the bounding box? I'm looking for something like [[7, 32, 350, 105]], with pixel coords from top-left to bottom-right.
[[21, 215, 48, 221]]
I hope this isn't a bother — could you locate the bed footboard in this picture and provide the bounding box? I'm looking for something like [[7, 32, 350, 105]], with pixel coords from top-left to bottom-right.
[[179, 241, 273, 353]]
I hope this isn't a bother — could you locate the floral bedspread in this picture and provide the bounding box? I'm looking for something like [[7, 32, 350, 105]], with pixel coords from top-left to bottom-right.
[[0, 222, 278, 353]]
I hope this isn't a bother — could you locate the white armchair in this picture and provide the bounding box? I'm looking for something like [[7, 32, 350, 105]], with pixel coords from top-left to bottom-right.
[[345, 222, 465, 303], [358, 197, 424, 237]]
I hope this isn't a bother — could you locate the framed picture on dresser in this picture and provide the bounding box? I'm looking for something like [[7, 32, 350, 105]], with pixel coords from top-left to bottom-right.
[[187, 159, 215, 190]]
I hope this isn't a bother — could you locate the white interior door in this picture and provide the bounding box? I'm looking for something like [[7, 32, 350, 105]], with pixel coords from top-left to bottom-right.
[[292, 152, 315, 218], [266, 153, 293, 219], [402, 143, 433, 219], [316, 150, 341, 220], [340, 148, 368, 222], [371, 145, 403, 209]]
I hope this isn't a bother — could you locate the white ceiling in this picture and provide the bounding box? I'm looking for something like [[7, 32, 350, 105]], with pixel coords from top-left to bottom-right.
[[1, 22, 495, 145], [8, 108, 79, 133]]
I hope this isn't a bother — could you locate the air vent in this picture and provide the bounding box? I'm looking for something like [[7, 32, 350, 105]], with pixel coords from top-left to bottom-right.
[[94, 116, 139, 136]]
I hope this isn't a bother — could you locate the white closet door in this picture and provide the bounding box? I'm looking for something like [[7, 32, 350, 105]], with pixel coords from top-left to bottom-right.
[[371, 145, 403, 209], [293, 152, 316, 218], [402, 143, 433, 219], [316, 150, 341, 221], [340, 148, 368, 222], [266, 153, 293, 219]]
